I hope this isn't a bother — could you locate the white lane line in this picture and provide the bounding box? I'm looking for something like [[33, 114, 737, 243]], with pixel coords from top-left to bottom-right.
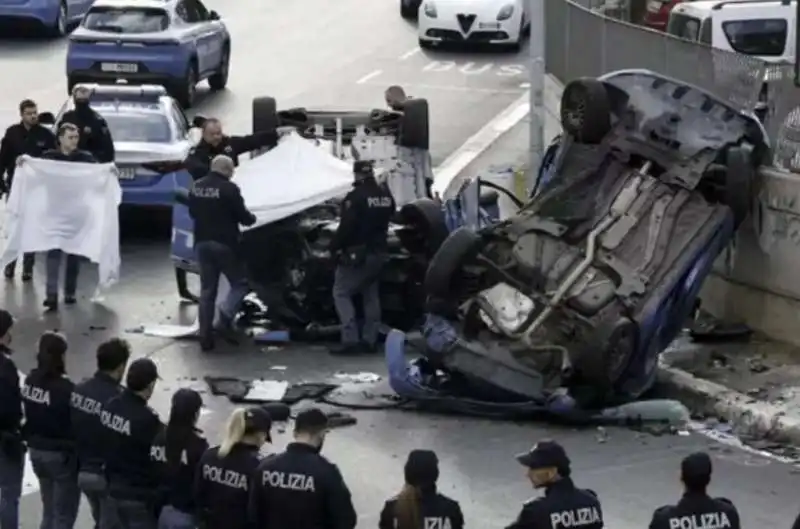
[[360, 81, 523, 95], [519, 82, 531, 88], [432, 90, 530, 197], [356, 69, 383, 85], [399, 47, 421, 61]]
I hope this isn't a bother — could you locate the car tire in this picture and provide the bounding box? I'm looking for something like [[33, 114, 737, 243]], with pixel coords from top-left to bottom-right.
[[208, 44, 230, 91], [577, 319, 637, 388], [252, 96, 279, 137], [399, 198, 449, 257], [177, 62, 198, 109], [418, 38, 434, 50], [47, 1, 67, 37], [424, 227, 482, 299], [398, 98, 429, 150], [400, 0, 417, 18], [560, 78, 611, 144], [723, 146, 755, 228]]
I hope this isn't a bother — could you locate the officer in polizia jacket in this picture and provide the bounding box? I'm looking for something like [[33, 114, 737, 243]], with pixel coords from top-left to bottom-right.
[[22, 332, 81, 529], [195, 407, 272, 529], [329, 160, 395, 356], [249, 407, 356, 529], [57, 85, 115, 163], [151, 388, 209, 529], [184, 117, 278, 180], [379, 449, 464, 529], [649, 452, 740, 529], [0, 98, 56, 282], [0, 310, 23, 529], [506, 441, 604, 529], [188, 155, 257, 351], [71, 338, 131, 529], [103, 358, 163, 529]]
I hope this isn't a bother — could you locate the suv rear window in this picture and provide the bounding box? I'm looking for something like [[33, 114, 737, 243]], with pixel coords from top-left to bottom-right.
[[666, 13, 702, 41], [83, 7, 169, 34], [722, 18, 787, 56]]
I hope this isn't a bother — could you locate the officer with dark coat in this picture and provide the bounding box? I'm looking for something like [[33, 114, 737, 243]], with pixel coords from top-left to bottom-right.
[[0, 311, 23, 529], [195, 407, 272, 529], [506, 441, 604, 529], [71, 338, 131, 529], [57, 85, 115, 163], [102, 358, 163, 529], [249, 407, 356, 529], [649, 452, 740, 529], [184, 118, 277, 180], [188, 155, 257, 351], [0, 99, 56, 281], [379, 450, 464, 529], [22, 332, 81, 529], [330, 161, 395, 356]]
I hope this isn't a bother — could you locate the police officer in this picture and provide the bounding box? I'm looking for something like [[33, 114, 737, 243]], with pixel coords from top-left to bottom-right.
[[0, 99, 56, 281], [71, 338, 131, 529], [184, 118, 277, 180], [22, 332, 80, 529], [330, 160, 395, 355], [188, 155, 257, 351], [151, 388, 208, 529], [195, 407, 272, 529], [249, 407, 356, 529], [58, 85, 115, 163], [385, 85, 408, 111], [103, 358, 163, 529], [506, 441, 603, 529], [0, 310, 22, 529], [37, 122, 97, 312], [379, 449, 464, 529], [648, 452, 740, 529]]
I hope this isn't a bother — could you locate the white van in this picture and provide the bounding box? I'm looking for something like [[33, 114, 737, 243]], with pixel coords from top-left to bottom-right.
[[666, 0, 796, 63]]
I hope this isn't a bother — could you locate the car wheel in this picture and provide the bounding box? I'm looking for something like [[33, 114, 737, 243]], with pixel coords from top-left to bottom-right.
[[177, 63, 197, 109], [398, 198, 449, 257], [418, 38, 434, 49], [400, 0, 417, 18], [424, 227, 482, 299], [47, 1, 67, 37], [398, 98, 429, 150], [723, 146, 755, 228], [208, 44, 230, 91], [560, 78, 611, 144], [252, 96, 279, 137], [577, 319, 637, 388]]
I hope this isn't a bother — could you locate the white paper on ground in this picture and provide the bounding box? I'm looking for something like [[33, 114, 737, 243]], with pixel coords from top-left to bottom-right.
[[244, 380, 289, 402]]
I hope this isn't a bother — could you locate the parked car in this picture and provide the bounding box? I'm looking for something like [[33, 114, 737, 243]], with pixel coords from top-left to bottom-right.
[[0, 0, 94, 37], [643, 0, 694, 32]]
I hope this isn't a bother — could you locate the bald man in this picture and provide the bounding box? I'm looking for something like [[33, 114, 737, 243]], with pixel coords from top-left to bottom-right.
[[188, 155, 257, 351], [184, 118, 278, 180], [57, 85, 115, 163], [385, 85, 407, 111]]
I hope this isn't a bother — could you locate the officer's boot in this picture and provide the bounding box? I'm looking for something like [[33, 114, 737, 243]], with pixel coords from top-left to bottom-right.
[[4, 261, 15, 279], [43, 297, 58, 312], [21, 253, 34, 282]]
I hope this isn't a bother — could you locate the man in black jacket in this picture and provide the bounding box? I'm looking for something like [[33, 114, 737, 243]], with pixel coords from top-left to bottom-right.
[[189, 155, 257, 351], [184, 118, 277, 180], [57, 85, 115, 163], [0, 99, 56, 281], [0, 310, 22, 529]]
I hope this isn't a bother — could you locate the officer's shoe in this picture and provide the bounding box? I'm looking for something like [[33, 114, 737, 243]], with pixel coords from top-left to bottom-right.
[[329, 343, 364, 356], [21, 271, 32, 282], [214, 314, 240, 345], [200, 337, 215, 352], [3, 265, 14, 279], [43, 298, 58, 312], [64, 294, 77, 305]]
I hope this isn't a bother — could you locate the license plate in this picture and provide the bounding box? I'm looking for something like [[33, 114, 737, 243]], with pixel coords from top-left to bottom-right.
[[100, 62, 138, 73], [478, 22, 500, 29], [117, 168, 136, 180], [647, 0, 663, 12]]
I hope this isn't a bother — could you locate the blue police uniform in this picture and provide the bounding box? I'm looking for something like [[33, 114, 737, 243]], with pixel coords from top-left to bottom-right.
[[0, 311, 22, 529]]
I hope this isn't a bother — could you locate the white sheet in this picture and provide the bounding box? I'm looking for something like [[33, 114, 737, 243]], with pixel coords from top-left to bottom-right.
[[0, 156, 122, 290], [235, 132, 354, 230]]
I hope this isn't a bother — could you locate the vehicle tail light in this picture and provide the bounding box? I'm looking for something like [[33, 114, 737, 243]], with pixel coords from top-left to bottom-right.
[[142, 160, 184, 174]]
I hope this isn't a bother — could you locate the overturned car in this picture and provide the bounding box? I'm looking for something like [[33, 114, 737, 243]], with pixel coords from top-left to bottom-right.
[[387, 69, 769, 412]]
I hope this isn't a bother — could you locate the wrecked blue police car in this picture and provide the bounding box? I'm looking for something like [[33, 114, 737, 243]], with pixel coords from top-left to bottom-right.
[[386, 70, 769, 413]]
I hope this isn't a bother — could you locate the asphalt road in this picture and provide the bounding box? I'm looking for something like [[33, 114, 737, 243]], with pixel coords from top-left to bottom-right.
[[0, 1, 797, 527]]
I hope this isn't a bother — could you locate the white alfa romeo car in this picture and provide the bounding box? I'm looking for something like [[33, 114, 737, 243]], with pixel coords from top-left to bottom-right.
[[417, 0, 529, 50]]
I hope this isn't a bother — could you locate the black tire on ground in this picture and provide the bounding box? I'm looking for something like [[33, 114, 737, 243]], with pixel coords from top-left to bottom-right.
[[400, 0, 417, 18], [418, 39, 433, 50], [398, 98, 429, 149], [560, 78, 611, 144], [399, 198, 449, 257], [424, 228, 482, 299], [252, 96, 279, 137], [176, 62, 197, 109], [723, 145, 755, 228], [208, 43, 230, 91], [577, 319, 637, 388]]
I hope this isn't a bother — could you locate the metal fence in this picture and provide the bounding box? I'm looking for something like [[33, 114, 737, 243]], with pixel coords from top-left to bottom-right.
[[543, 0, 800, 171]]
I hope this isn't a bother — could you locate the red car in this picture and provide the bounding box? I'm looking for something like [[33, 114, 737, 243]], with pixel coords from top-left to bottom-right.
[[642, 0, 692, 32]]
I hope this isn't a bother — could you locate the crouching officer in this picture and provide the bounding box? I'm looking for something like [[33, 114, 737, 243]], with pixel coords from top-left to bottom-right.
[[506, 441, 603, 529], [0, 311, 23, 529], [249, 407, 356, 529], [103, 358, 163, 529], [58, 85, 115, 163], [184, 118, 277, 180], [649, 452, 740, 529], [71, 338, 131, 529], [0, 99, 56, 281], [188, 155, 257, 351], [330, 161, 395, 356]]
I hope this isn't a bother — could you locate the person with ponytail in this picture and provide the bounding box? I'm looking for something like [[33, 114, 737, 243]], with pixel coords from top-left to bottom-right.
[[151, 388, 208, 529], [194, 406, 271, 529], [379, 450, 464, 529]]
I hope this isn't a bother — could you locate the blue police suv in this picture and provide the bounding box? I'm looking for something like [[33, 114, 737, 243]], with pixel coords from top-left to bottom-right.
[[66, 0, 230, 108], [0, 0, 92, 36]]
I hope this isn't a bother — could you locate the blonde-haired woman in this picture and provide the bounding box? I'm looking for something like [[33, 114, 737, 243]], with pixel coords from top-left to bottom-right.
[[193, 407, 272, 529]]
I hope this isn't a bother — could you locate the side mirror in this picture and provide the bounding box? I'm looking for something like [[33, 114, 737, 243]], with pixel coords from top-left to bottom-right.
[[209, 10, 220, 20], [192, 116, 207, 128], [38, 112, 55, 125]]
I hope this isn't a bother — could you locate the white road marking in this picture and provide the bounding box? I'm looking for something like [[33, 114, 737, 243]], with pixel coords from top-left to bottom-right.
[[519, 82, 530, 88], [399, 47, 421, 60], [356, 69, 383, 85], [360, 81, 523, 95]]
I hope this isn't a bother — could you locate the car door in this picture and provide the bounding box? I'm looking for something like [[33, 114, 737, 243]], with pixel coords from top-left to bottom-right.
[[181, 0, 220, 74]]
